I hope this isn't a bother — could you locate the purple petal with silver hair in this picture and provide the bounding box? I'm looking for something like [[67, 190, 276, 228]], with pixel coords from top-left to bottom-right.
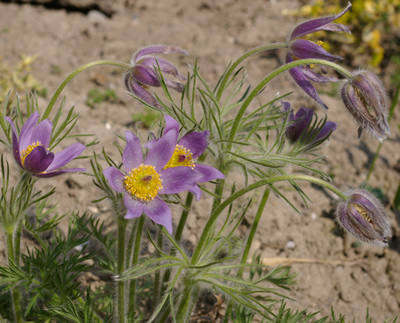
[[189, 185, 202, 200], [285, 106, 313, 142], [143, 197, 173, 234], [36, 168, 86, 178], [290, 39, 342, 62], [124, 73, 161, 108], [138, 57, 187, 80], [179, 131, 209, 158], [193, 164, 225, 182], [5, 117, 23, 167], [163, 79, 185, 92], [45, 143, 86, 172], [314, 121, 336, 142], [164, 115, 180, 136], [23, 146, 54, 174], [145, 129, 177, 171], [159, 167, 203, 194], [132, 65, 161, 87], [124, 195, 144, 219], [123, 131, 143, 173], [19, 112, 40, 151], [30, 119, 52, 148], [133, 45, 188, 63], [290, 2, 351, 39], [301, 67, 338, 83], [103, 167, 126, 193]]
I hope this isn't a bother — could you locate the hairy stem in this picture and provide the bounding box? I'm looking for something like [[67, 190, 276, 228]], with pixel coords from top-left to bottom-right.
[[43, 60, 132, 120], [116, 216, 128, 323]]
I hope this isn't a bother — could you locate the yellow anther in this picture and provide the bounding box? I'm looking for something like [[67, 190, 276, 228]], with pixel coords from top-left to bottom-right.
[[20, 141, 42, 166], [164, 145, 195, 169]]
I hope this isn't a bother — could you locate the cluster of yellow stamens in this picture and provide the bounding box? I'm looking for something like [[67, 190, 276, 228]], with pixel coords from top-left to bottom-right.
[[20, 141, 42, 166], [352, 203, 373, 225], [164, 145, 195, 169], [124, 164, 163, 202]]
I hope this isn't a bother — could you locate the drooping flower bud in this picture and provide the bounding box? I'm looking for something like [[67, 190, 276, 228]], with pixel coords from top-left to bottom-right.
[[340, 70, 390, 142], [336, 189, 391, 247]]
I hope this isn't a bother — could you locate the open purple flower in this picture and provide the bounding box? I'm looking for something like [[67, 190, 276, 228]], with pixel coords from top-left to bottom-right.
[[286, 3, 351, 109], [336, 189, 391, 247], [103, 130, 204, 234], [148, 115, 225, 200], [5, 112, 86, 177], [124, 45, 188, 109], [282, 101, 336, 145]]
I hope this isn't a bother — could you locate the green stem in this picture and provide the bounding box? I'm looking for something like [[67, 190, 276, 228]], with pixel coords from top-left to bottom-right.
[[216, 43, 288, 102], [42, 60, 132, 120], [227, 59, 353, 151], [191, 174, 347, 265], [5, 231, 23, 323], [175, 284, 198, 323], [128, 216, 145, 313], [152, 227, 164, 310], [366, 85, 400, 184], [223, 188, 271, 323], [174, 192, 195, 244], [116, 217, 128, 323]]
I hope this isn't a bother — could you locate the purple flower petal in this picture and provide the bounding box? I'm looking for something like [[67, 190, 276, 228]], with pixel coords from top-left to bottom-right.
[[29, 119, 52, 148], [133, 45, 188, 63], [164, 115, 180, 137], [159, 166, 203, 194], [164, 79, 185, 92], [314, 121, 337, 142], [193, 164, 225, 182], [145, 129, 177, 171], [5, 117, 23, 168], [35, 168, 86, 178], [138, 57, 187, 81], [45, 143, 86, 172], [301, 67, 338, 83], [143, 197, 173, 234], [189, 185, 202, 200], [124, 73, 161, 109], [123, 131, 143, 173], [132, 65, 161, 87], [23, 146, 54, 174], [124, 195, 144, 219], [103, 167, 126, 192], [285, 106, 314, 142], [290, 3, 352, 39], [313, 22, 351, 34], [19, 112, 40, 151], [179, 131, 209, 158], [290, 39, 342, 62]]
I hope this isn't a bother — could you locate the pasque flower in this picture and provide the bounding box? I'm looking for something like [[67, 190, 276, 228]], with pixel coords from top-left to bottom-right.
[[286, 3, 351, 109], [340, 70, 390, 141], [103, 129, 204, 234], [124, 45, 188, 108], [6, 112, 86, 177], [336, 189, 391, 247], [148, 115, 225, 199], [282, 101, 336, 145]]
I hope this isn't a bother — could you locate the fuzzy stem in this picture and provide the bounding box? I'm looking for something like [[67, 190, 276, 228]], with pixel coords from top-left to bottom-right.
[[365, 85, 400, 184], [227, 59, 353, 150], [191, 174, 347, 265], [223, 188, 271, 322], [128, 216, 145, 314], [116, 216, 128, 323], [215, 43, 288, 102], [42, 60, 132, 120], [152, 227, 164, 310]]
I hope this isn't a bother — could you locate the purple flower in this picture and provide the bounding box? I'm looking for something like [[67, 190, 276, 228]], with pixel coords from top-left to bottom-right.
[[340, 70, 390, 141], [103, 129, 204, 234], [336, 189, 391, 247], [5, 112, 86, 177], [286, 3, 352, 109], [148, 115, 225, 200], [282, 101, 336, 145], [124, 45, 188, 109]]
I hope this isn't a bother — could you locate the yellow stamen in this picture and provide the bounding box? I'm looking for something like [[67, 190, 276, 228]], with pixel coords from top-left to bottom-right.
[[124, 164, 163, 202], [164, 145, 195, 169], [316, 40, 324, 46], [20, 141, 42, 166], [353, 203, 373, 224]]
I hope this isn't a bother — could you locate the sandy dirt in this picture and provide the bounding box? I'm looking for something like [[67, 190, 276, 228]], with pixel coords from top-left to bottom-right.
[[0, 0, 400, 321]]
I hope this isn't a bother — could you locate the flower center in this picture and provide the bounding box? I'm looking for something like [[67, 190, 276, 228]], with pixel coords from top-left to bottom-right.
[[352, 203, 373, 224], [20, 141, 42, 166], [124, 164, 163, 202], [164, 145, 195, 169]]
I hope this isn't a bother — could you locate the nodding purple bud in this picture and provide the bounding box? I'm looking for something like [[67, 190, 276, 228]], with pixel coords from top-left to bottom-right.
[[336, 189, 391, 247], [340, 70, 390, 142]]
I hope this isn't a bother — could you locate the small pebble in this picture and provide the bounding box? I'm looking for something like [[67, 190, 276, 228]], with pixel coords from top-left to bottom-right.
[[286, 240, 295, 249]]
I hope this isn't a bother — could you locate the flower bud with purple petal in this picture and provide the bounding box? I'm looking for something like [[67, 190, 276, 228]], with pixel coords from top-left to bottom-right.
[[336, 189, 391, 247], [340, 70, 390, 141], [124, 45, 188, 109]]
